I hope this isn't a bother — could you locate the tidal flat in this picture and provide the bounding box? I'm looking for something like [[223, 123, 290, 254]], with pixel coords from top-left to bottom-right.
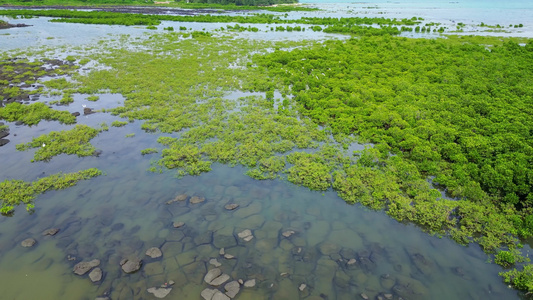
[[0, 7, 532, 300]]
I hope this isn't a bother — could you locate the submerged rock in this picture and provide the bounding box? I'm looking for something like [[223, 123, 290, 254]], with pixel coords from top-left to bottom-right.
[[282, 230, 295, 238], [89, 268, 103, 282], [173, 221, 185, 228], [243, 279, 256, 288], [204, 268, 222, 284], [190, 196, 205, 204], [146, 247, 163, 258], [237, 229, 252, 240], [21, 238, 36, 248], [120, 258, 142, 274], [147, 287, 172, 298], [212, 291, 230, 300], [224, 281, 240, 298], [73, 259, 100, 275], [42, 228, 60, 236], [210, 274, 230, 286], [209, 258, 222, 267], [224, 204, 239, 210], [201, 288, 217, 300], [166, 194, 188, 204]]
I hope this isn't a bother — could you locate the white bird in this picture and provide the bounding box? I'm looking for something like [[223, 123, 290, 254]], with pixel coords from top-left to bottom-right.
[[82, 104, 87, 108], [42, 143, 46, 147]]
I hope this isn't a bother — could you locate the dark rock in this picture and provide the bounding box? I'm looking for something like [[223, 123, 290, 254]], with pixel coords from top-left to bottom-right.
[[72, 112, 80, 117], [0, 139, 9, 147], [83, 107, 95, 115]]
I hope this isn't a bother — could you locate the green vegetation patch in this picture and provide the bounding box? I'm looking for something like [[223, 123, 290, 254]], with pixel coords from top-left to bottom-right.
[[0, 102, 76, 125], [16, 124, 102, 162], [0, 9, 421, 34], [0, 168, 103, 215], [255, 36, 533, 237], [38, 31, 533, 292], [501, 265, 533, 293]]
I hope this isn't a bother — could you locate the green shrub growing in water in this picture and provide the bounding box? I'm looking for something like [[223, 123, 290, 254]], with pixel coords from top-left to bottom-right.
[[0, 168, 103, 215], [111, 120, 128, 127], [16, 125, 102, 162], [0, 102, 76, 125]]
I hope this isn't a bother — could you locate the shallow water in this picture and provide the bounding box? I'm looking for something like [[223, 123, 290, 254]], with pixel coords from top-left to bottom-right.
[[0, 157, 522, 299], [0, 2, 532, 300]]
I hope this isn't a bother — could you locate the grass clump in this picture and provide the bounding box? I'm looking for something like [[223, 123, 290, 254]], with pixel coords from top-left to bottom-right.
[[0, 168, 103, 215], [111, 120, 128, 127], [16, 124, 102, 162], [500, 265, 533, 294], [0, 102, 76, 125], [141, 148, 158, 155]]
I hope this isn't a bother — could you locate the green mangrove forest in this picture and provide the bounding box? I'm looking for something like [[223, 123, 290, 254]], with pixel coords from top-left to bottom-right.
[[0, 6, 533, 295]]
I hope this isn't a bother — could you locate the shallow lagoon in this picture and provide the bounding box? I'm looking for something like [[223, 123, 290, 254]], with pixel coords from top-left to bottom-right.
[[0, 4, 531, 300]]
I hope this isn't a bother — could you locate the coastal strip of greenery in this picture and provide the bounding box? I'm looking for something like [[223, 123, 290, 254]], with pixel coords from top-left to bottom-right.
[[0, 9, 421, 29], [0, 168, 103, 215], [0, 0, 311, 11]]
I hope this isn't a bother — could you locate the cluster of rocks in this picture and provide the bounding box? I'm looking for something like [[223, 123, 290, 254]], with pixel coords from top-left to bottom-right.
[[20, 228, 60, 248], [237, 229, 254, 242], [73, 259, 102, 283], [166, 193, 207, 205], [147, 281, 174, 299], [201, 267, 256, 300], [65, 185, 434, 300]]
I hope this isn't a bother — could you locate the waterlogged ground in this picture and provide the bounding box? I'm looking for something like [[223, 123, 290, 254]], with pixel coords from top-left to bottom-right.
[[0, 7, 531, 300]]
